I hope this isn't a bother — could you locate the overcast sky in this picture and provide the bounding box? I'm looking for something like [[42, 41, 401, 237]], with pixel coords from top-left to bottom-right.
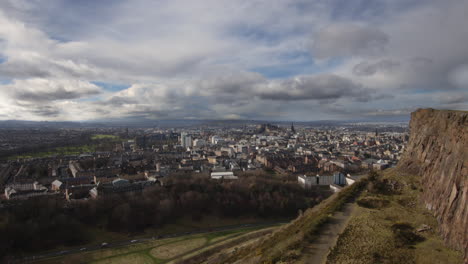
[[0, 0, 467, 121]]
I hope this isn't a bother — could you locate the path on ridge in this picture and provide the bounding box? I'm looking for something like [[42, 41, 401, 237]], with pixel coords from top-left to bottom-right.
[[299, 202, 356, 264]]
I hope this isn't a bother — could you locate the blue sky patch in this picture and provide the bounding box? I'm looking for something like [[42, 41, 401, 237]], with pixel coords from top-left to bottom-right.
[[92, 81, 130, 92], [251, 54, 343, 79], [0, 79, 12, 85]]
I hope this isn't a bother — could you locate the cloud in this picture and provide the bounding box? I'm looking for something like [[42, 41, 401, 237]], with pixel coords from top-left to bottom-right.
[[437, 93, 468, 105], [362, 108, 415, 117], [257, 74, 371, 102], [5, 79, 101, 102], [311, 23, 389, 59], [448, 64, 468, 89], [352, 59, 400, 76], [0, 0, 467, 122]]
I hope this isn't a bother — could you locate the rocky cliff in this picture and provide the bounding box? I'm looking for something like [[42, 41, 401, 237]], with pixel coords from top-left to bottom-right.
[[398, 108, 467, 258]]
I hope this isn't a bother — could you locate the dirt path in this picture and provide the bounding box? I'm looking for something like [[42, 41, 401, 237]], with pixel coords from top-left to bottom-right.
[[299, 203, 356, 264]]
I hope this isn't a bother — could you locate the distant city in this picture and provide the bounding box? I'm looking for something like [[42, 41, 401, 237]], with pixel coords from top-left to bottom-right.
[[0, 121, 408, 201]]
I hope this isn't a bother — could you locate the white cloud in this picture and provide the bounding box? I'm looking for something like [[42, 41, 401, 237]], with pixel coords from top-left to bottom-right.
[[0, 0, 467, 121], [311, 23, 389, 59]]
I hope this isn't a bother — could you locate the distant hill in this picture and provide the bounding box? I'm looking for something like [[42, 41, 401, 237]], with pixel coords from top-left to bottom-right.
[[0, 118, 410, 129]]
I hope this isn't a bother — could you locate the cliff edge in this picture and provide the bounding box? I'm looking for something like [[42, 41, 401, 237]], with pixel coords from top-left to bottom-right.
[[398, 108, 467, 257]]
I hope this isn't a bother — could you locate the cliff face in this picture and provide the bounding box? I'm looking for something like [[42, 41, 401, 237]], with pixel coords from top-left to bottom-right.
[[399, 109, 467, 257]]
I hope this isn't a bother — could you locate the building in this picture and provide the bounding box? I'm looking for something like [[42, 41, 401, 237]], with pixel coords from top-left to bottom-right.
[[181, 132, 192, 149], [211, 136, 223, 144], [51, 180, 63, 191], [333, 172, 346, 185], [89, 178, 157, 199], [298, 174, 333, 188], [4, 182, 48, 200], [210, 171, 238, 180], [193, 139, 206, 148], [373, 159, 389, 170]]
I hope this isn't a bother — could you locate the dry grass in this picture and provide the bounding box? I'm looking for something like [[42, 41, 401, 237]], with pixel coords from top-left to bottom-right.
[[171, 227, 277, 264], [214, 177, 370, 263], [149, 238, 207, 259], [93, 253, 154, 264], [33, 238, 180, 264], [326, 169, 464, 264], [33, 225, 279, 264]]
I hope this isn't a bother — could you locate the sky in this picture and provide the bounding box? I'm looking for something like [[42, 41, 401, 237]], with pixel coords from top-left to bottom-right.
[[0, 0, 467, 122]]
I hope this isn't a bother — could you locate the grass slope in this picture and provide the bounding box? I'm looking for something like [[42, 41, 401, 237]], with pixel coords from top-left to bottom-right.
[[326, 169, 463, 264], [219, 176, 369, 264]]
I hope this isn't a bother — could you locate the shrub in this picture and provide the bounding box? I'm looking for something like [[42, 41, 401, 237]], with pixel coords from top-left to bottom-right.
[[357, 197, 390, 209], [391, 222, 425, 247]]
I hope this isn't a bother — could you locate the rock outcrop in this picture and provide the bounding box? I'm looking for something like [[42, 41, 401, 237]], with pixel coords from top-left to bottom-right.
[[398, 108, 467, 259]]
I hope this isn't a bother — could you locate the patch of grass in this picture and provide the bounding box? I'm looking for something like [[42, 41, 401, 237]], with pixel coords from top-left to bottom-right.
[[173, 227, 277, 264], [91, 134, 120, 141], [391, 222, 425, 247], [9, 145, 98, 159], [149, 238, 207, 259], [206, 230, 241, 243], [93, 253, 154, 264], [30, 224, 279, 264], [357, 196, 390, 209]]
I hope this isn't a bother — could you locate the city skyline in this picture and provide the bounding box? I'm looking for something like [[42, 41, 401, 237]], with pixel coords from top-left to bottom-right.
[[0, 0, 467, 122]]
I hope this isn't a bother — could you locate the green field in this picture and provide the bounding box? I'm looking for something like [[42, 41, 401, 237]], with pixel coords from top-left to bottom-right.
[[91, 134, 121, 141], [32, 225, 280, 264], [8, 134, 121, 160], [9, 145, 98, 159]]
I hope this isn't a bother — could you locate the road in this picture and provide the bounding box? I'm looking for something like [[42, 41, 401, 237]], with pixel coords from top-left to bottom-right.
[[21, 221, 286, 263]]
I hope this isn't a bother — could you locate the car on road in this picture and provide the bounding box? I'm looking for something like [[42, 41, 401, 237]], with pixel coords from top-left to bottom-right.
[[80, 248, 86, 251], [130, 240, 138, 243], [101, 243, 108, 248]]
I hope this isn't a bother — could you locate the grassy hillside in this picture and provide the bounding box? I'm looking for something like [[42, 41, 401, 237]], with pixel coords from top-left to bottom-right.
[[326, 169, 463, 264], [215, 174, 370, 263], [210, 169, 464, 264]]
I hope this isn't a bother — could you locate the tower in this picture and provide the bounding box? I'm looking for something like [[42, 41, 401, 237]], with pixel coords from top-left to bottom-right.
[[291, 122, 296, 133], [181, 132, 192, 148]]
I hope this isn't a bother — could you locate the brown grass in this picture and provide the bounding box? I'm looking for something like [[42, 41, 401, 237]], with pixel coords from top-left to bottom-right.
[[326, 169, 464, 264], [149, 238, 206, 259]]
